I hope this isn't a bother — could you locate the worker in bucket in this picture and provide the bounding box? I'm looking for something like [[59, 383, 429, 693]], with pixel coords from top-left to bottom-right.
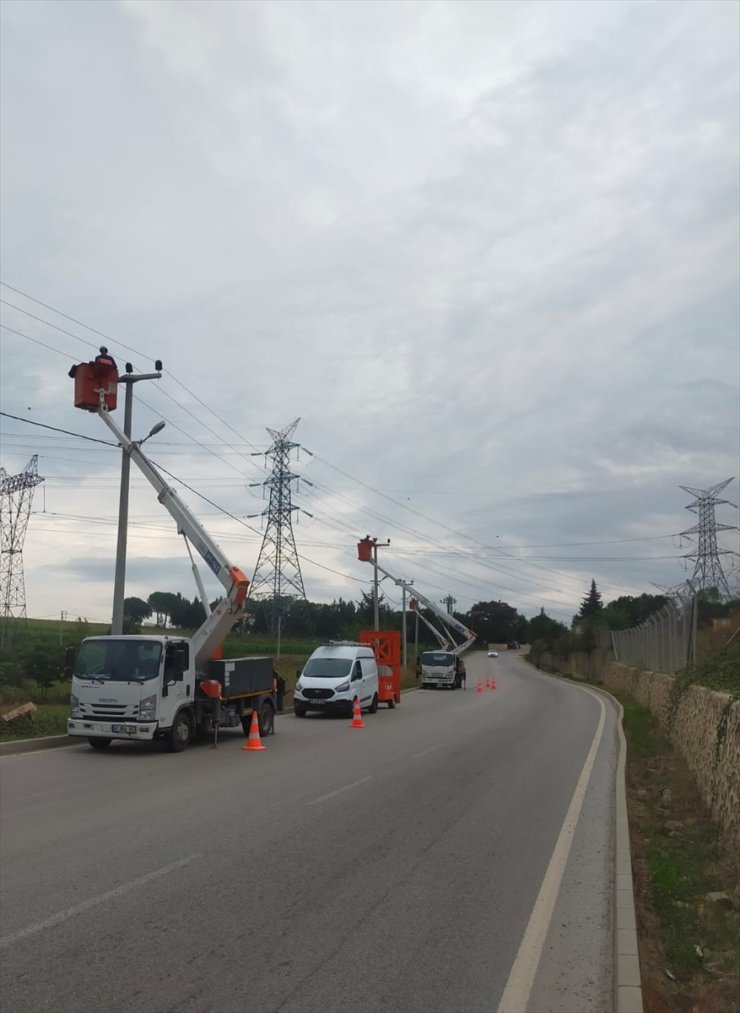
[[95, 345, 118, 369]]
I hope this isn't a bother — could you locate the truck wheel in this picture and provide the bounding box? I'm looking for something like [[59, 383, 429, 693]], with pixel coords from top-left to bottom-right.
[[88, 737, 111, 750], [294, 706, 306, 718], [369, 693, 378, 714], [258, 698, 275, 737], [387, 699, 396, 709], [165, 710, 191, 752]]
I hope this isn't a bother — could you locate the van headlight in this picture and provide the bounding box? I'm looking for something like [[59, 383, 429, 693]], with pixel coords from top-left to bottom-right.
[[335, 681, 350, 693], [70, 694, 81, 718], [139, 694, 157, 721], [295, 680, 304, 694]]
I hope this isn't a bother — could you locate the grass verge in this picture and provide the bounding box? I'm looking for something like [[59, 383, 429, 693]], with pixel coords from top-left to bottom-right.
[[0, 703, 70, 741], [618, 694, 740, 1013]]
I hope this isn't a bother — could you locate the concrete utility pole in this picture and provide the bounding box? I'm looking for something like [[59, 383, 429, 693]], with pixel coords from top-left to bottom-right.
[[111, 362, 162, 635], [367, 536, 390, 631], [402, 580, 413, 670]]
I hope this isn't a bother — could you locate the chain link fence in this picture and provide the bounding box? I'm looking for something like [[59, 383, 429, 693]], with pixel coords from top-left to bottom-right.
[[611, 598, 697, 675]]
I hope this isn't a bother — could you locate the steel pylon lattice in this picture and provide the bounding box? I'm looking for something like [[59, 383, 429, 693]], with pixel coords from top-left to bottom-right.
[[679, 477, 738, 599], [1, 455, 45, 639], [248, 419, 308, 634]]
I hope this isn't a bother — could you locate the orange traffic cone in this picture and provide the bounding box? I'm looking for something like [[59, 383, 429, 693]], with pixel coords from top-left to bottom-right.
[[349, 696, 364, 728], [476, 678, 483, 693], [485, 676, 491, 689], [490, 678, 497, 690], [242, 709, 266, 751]]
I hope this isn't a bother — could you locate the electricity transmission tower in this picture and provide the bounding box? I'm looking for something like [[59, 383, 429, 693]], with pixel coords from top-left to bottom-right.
[[441, 593, 456, 615], [248, 419, 310, 642], [0, 455, 44, 642], [679, 478, 738, 599]]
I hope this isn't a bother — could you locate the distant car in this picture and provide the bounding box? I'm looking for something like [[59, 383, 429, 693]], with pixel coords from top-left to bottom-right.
[[487, 650, 498, 658]]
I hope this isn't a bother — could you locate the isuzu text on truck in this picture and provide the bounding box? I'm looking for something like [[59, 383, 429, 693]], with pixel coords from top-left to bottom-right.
[[65, 358, 278, 752]]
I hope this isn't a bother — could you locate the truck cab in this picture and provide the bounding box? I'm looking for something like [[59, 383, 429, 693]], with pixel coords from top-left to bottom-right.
[[420, 650, 465, 690], [67, 635, 194, 751]]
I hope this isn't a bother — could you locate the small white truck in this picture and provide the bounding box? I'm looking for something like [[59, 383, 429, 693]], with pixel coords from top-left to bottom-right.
[[419, 650, 467, 690], [65, 360, 277, 752]]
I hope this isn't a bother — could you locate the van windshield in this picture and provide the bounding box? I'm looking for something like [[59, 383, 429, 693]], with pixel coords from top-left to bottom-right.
[[302, 658, 353, 679]]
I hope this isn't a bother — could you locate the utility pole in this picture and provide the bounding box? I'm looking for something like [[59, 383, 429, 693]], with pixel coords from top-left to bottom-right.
[[364, 536, 390, 631], [111, 360, 162, 635], [59, 610, 68, 646], [401, 580, 413, 670], [410, 596, 419, 679]]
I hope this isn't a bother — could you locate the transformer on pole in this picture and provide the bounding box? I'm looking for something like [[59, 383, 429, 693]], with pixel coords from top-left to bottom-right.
[[248, 419, 308, 644], [679, 478, 738, 600], [0, 455, 44, 642]]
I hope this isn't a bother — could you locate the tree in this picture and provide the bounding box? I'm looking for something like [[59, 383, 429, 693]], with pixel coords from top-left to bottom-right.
[[23, 644, 64, 698], [123, 597, 152, 624], [577, 580, 603, 621], [147, 591, 181, 628], [467, 600, 523, 644], [524, 608, 568, 643]]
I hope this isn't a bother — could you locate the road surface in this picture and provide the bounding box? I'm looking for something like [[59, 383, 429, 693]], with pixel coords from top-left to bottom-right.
[[0, 652, 620, 1012]]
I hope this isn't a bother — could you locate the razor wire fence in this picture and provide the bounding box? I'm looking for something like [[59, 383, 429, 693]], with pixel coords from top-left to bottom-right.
[[611, 597, 697, 675]]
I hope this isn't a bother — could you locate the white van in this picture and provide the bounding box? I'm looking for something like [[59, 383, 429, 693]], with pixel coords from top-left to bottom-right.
[[294, 642, 379, 717]]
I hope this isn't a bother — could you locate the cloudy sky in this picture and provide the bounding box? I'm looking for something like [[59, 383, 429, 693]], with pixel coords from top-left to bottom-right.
[[1, 0, 738, 627]]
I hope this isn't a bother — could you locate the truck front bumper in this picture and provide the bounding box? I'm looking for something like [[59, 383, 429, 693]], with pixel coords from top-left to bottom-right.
[[68, 719, 159, 741]]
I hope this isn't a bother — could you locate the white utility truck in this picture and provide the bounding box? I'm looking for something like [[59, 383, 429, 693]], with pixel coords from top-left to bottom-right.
[[65, 359, 277, 751]]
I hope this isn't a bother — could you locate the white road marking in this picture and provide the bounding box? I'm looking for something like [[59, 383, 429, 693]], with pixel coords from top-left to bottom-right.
[[306, 776, 372, 805], [497, 689, 606, 1013], [0, 854, 201, 949], [414, 744, 445, 759]]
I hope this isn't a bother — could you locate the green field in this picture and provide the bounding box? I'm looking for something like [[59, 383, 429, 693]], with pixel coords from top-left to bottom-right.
[[0, 618, 424, 739]]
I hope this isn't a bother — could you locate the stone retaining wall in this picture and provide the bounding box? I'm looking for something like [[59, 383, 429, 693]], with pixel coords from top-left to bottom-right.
[[535, 652, 740, 848]]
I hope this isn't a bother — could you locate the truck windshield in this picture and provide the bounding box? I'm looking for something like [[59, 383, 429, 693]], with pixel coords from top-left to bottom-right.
[[301, 658, 352, 679], [422, 653, 454, 666], [75, 640, 162, 682]]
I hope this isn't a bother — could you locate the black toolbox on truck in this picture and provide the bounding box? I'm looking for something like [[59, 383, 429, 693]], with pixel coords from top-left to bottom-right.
[[206, 656, 274, 699]]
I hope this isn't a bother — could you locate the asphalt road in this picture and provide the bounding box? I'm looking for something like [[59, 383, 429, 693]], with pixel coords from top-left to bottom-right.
[[0, 652, 619, 1013]]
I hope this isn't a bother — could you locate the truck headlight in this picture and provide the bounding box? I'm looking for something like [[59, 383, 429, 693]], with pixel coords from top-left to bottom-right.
[[70, 694, 81, 718], [139, 694, 157, 721], [335, 681, 350, 693]]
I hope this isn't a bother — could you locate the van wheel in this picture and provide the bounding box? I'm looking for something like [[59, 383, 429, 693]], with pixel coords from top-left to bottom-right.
[[165, 711, 191, 752], [294, 706, 306, 718], [369, 693, 378, 714], [88, 737, 111, 750], [387, 699, 395, 709]]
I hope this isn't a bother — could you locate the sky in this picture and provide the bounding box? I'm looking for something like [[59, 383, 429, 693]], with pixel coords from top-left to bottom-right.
[[1, 0, 739, 628]]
